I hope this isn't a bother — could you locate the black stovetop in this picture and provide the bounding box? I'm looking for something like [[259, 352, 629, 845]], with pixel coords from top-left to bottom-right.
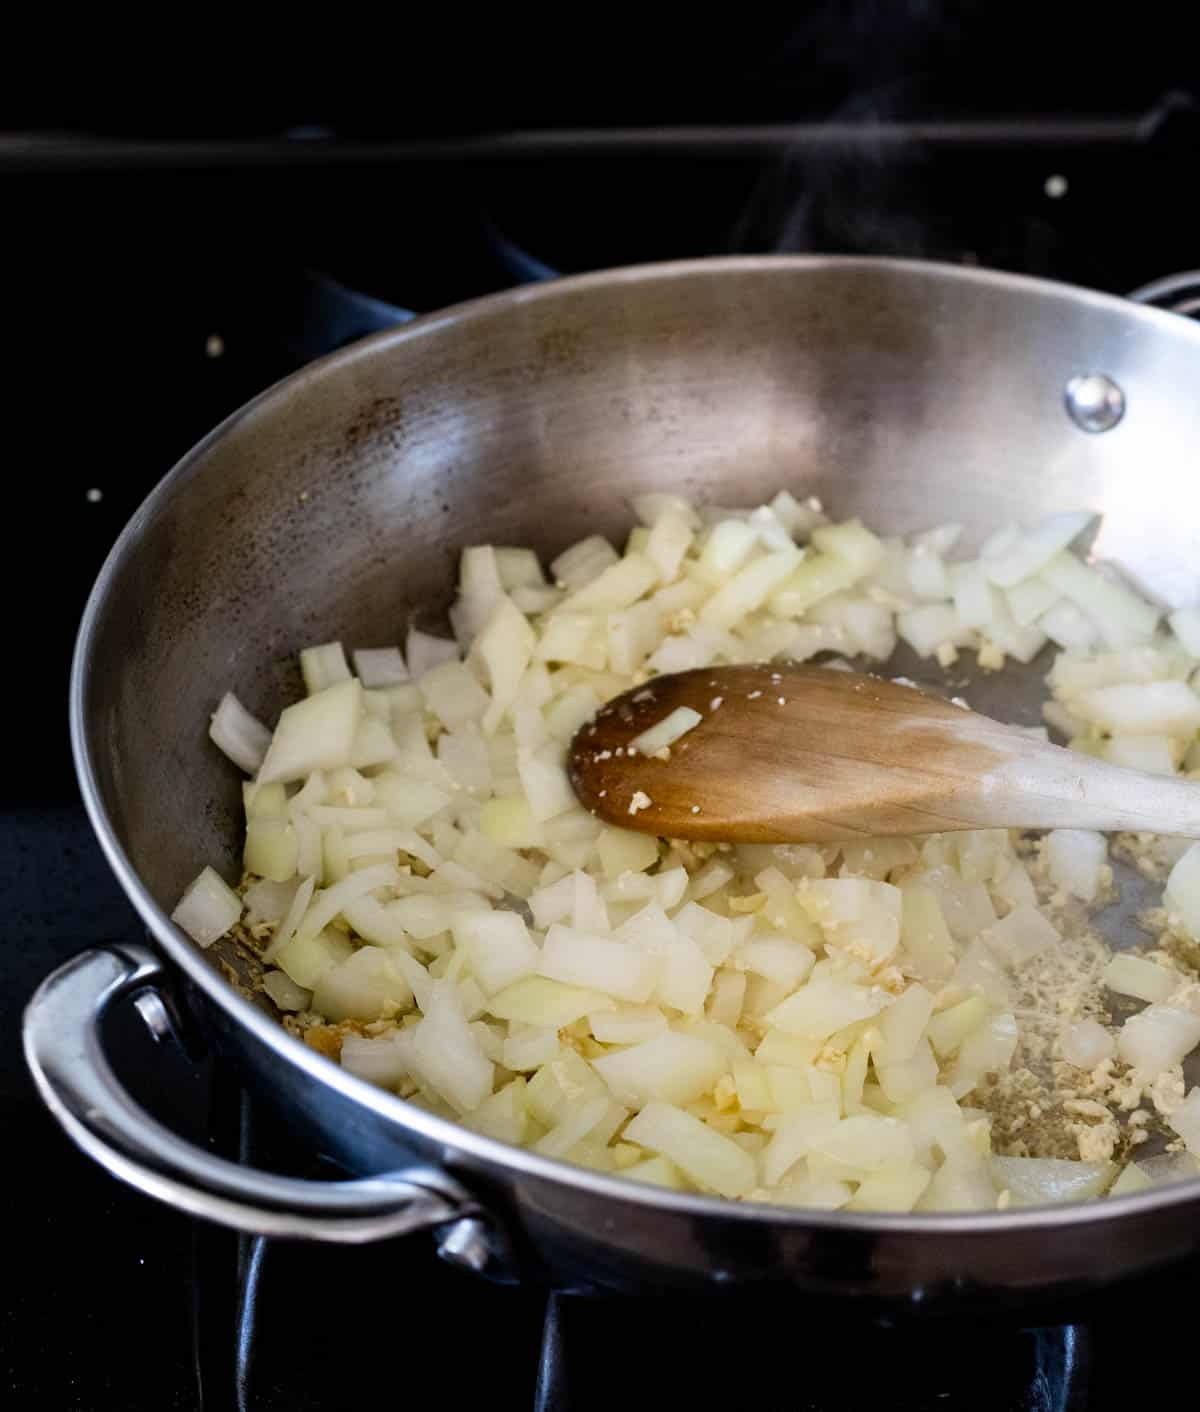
[[7, 99, 1200, 1408]]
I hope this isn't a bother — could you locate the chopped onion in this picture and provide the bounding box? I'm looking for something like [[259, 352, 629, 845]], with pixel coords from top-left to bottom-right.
[[983, 904, 1060, 968], [1118, 1004, 1200, 1075], [1060, 1018, 1115, 1069], [983, 511, 1094, 588], [1102, 954, 1175, 1005], [624, 1101, 757, 1198], [593, 1032, 727, 1107], [300, 642, 352, 695], [629, 706, 703, 756], [405, 627, 459, 679], [1167, 1087, 1200, 1155], [209, 692, 272, 774], [171, 866, 242, 948], [257, 679, 363, 785], [991, 1155, 1114, 1205], [539, 924, 658, 1003], [1166, 842, 1200, 937], [189, 489, 1197, 1213], [352, 646, 409, 687]]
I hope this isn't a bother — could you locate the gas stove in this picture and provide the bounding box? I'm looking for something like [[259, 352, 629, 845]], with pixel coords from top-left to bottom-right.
[[6, 97, 1200, 1409]]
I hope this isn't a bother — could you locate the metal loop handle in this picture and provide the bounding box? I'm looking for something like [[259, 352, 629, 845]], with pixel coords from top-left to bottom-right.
[[1128, 270, 1200, 320], [22, 945, 474, 1243]]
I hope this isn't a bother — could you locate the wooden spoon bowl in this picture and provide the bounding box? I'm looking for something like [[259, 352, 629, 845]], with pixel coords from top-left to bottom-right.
[[568, 662, 1200, 843]]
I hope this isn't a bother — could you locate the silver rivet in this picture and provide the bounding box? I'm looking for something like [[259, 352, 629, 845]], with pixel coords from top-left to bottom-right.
[[205, 333, 225, 358], [132, 989, 176, 1043], [435, 1216, 494, 1274], [1044, 174, 1069, 199], [1064, 373, 1125, 433], [85, 487, 103, 503]]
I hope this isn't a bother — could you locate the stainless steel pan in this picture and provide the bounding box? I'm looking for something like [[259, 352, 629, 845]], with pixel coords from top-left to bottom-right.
[[25, 256, 1200, 1309]]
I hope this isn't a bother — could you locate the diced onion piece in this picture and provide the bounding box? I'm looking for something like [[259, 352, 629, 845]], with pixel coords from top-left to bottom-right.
[[706, 970, 746, 1029], [1117, 1004, 1200, 1075], [632, 492, 700, 529], [540, 925, 658, 1003], [983, 904, 1060, 969], [875, 1038, 938, 1104], [1073, 680, 1200, 736], [340, 1032, 411, 1089], [518, 742, 577, 823], [1039, 599, 1100, 652], [1166, 1086, 1200, 1155], [410, 982, 494, 1113], [629, 706, 703, 756], [765, 978, 889, 1042], [293, 863, 401, 945], [1108, 1163, 1153, 1197], [464, 1078, 530, 1144], [1059, 1018, 1114, 1069], [1100, 735, 1180, 775], [352, 646, 409, 687], [593, 1032, 727, 1107], [209, 692, 272, 774], [699, 548, 802, 629], [596, 828, 659, 879], [589, 1006, 668, 1045], [809, 1114, 914, 1172], [847, 1164, 932, 1212], [644, 508, 695, 583], [876, 983, 935, 1064], [501, 1025, 561, 1073], [983, 511, 1094, 588], [735, 938, 816, 992], [1138, 1152, 1200, 1185], [916, 1157, 997, 1212], [244, 876, 299, 926], [244, 814, 298, 883], [473, 597, 536, 734], [452, 910, 539, 996], [1169, 605, 1200, 657], [275, 927, 354, 990], [311, 946, 413, 1022], [557, 553, 657, 614], [488, 976, 615, 1027], [418, 660, 490, 730], [171, 866, 242, 948], [624, 1101, 757, 1198], [1005, 577, 1059, 626], [300, 642, 352, 695], [896, 604, 972, 658], [551, 535, 619, 591], [257, 679, 363, 785], [534, 1096, 613, 1159], [990, 1155, 1115, 1206], [1166, 842, 1200, 937], [949, 1012, 1018, 1095], [1039, 552, 1160, 648], [405, 628, 459, 678], [1042, 829, 1107, 904], [761, 1102, 842, 1185], [673, 903, 738, 966], [899, 885, 956, 985], [1102, 954, 1175, 1005], [926, 995, 988, 1057]]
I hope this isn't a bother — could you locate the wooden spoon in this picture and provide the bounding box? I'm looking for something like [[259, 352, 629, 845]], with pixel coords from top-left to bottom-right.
[[568, 662, 1200, 844]]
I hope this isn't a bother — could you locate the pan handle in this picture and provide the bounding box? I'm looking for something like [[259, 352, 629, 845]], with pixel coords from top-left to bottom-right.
[[22, 945, 479, 1245], [1128, 271, 1200, 319]]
